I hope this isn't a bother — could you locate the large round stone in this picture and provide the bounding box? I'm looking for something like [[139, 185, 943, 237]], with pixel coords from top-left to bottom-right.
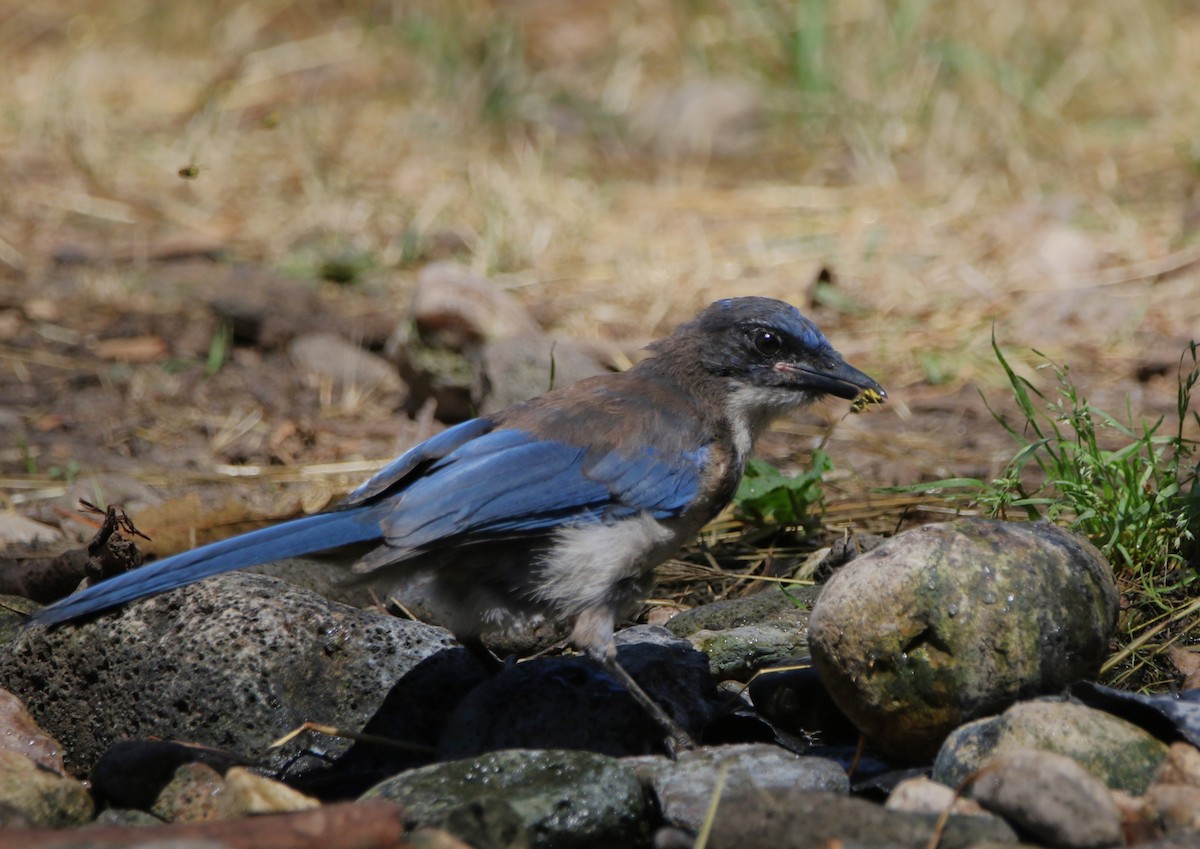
[[808, 519, 1117, 761]]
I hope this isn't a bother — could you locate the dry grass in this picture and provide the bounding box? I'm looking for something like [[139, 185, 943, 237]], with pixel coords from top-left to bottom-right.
[[4, 0, 1199, 472], [2, 2, 1199, 682]]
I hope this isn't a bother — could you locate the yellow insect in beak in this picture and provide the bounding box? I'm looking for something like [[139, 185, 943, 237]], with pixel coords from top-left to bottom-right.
[[850, 387, 887, 414]]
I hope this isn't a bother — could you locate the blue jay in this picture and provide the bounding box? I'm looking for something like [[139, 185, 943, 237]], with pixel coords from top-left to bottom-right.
[[30, 296, 883, 749]]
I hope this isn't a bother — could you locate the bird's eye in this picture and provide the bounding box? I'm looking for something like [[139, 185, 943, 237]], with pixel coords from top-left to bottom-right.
[[752, 329, 782, 357]]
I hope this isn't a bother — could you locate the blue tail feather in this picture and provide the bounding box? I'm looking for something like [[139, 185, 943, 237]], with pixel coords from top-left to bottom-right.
[[29, 505, 385, 628]]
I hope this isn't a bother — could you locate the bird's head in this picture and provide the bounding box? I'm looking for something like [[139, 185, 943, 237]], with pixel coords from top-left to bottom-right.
[[649, 297, 885, 430]]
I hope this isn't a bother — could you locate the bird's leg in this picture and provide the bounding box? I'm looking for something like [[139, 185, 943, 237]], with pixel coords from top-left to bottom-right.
[[572, 608, 696, 754]]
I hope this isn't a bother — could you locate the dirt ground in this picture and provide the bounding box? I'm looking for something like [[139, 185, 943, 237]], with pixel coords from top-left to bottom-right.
[[2, 4, 1199, 599]]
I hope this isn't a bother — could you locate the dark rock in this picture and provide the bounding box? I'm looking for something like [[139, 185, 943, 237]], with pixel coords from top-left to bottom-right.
[[91, 739, 248, 811], [362, 748, 650, 849], [2, 572, 473, 778], [809, 519, 1118, 761], [246, 556, 379, 608], [811, 532, 885, 582], [439, 626, 721, 759], [666, 586, 820, 681], [205, 266, 327, 351], [933, 699, 1168, 794], [746, 659, 861, 746], [1072, 683, 1200, 749], [628, 743, 847, 833]]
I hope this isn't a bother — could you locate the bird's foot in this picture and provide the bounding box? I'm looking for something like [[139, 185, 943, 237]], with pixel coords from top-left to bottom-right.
[[598, 655, 696, 757]]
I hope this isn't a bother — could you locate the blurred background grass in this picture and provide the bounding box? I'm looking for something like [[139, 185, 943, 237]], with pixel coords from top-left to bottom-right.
[[3, 0, 1198, 456]]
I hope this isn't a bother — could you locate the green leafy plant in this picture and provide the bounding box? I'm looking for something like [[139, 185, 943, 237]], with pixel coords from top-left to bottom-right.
[[733, 450, 833, 528], [897, 338, 1199, 687], [205, 319, 233, 377], [942, 338, 1195, 577]]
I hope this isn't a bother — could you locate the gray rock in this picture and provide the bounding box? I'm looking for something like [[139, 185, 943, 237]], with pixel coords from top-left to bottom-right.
[[2, 572, 473, 777], [439, 626, 720, 759], [479, 335, 605, 415], [886, 775, 991, 818], [247, 556, 379, 607], [632, 78, 764, 160], [702, 789, 1017, 849], [969, 747, 1122, 849], [809, 519, 1118, 761], [389, 262, 604, 421], [406, 261, 543, 350], [288, 331, 404, 395], [666, 586, 820, 681], [0, 514, 62, 546], [933, 699, 1169, 794], [629, 743, 847, 832], [362, 748, 650, 849]]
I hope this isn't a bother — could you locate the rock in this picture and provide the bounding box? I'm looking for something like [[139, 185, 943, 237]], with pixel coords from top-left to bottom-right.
[[288, 331, 404, 395], [745, 660, 861, 745], [439, 626, 721, 758], [408, 262, 542, 349], [968, 747, 1123, 849], [701, 788, 1017, 849], [2, 572, 478, 778], [810, 532, 885, 582], [0, 748, 93, 827], [632, 78, 764, 160], [1154, 742, 1200, 787], [666, 586, 819, 681], [886, 775, 991, 818], [218, 766, 320, 817], [629, 743, 847, 833], [933, 699, 1169, 794], [90, 742, 317, 823], [0, 688, 66, 773], [362, 749, 650, 849], [0, 514, 62, 546], [247, 556, 379, 608], [409, 827, 479, 849], [1144, 783, 1200, 833], [389, 262, 603, 421], [205, 266, 328, 351], [809, 519, 1118, 760], [151, 760, 226, 822], [91, 739, 247, 812], [1071, 683, 1200, 749], [478, 335, 605, 415]]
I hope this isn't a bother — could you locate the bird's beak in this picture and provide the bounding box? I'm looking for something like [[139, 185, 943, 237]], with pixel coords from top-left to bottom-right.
[[781, 357, 886, 401]]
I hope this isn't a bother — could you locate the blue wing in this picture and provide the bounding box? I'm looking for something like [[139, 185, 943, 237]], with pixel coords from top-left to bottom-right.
[[369, 427, 707, 557], [27, 505, 389, 628], [29, 417, 707, 626]]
